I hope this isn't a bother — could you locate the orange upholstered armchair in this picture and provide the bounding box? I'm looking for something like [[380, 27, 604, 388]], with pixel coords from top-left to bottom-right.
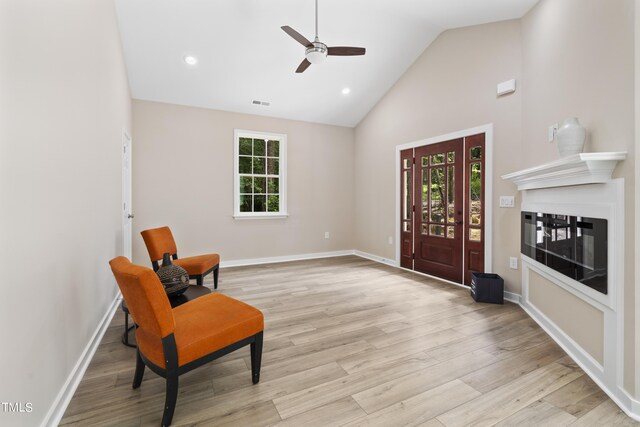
[[141, 226, 220, 289], [109, 257, 263, 426]]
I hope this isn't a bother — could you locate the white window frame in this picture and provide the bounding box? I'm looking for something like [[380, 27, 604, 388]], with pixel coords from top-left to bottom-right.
[[233, 129, 288, 219]]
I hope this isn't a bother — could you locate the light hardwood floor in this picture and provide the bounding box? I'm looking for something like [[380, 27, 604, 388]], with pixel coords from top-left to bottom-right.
[[61, 256, 639, 426]]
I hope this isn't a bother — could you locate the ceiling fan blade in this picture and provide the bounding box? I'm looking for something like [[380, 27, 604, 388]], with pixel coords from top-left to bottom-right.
[[281, 26, 313, 47], [296, 58, 311, 73], [327, 46, 366, 56]]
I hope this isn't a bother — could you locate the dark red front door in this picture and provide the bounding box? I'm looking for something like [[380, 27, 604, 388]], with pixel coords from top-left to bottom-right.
[[413, 139, 464, 283]]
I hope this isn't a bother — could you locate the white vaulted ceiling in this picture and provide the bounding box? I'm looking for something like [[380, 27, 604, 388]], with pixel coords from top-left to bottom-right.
[[115, 0, 538, 127]]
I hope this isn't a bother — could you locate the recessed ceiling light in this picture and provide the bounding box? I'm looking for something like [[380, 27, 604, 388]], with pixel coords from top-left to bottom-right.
[[342, 87, 351, 95], [184, 55, 198, 65]]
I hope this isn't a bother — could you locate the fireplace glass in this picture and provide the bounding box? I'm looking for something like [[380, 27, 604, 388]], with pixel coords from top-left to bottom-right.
[[521, 211, 607, 294]]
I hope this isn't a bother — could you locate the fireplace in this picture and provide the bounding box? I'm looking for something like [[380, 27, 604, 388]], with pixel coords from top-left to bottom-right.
[[502, 153, 626, 415], [521, 211, 608, 294]]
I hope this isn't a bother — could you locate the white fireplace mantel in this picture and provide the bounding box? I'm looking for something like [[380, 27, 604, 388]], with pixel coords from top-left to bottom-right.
[[501, 152, 626, 191]]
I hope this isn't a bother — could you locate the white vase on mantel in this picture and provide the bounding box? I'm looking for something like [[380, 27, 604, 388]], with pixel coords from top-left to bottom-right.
[[556, 117, 586, 158]]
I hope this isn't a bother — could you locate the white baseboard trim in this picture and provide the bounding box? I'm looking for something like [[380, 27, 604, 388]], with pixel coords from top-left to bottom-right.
[[352, 250, 398, 268], [503, 291, 521, 304], [520, 300, 640, 422], [520, 300, 604, 373], [622, 390, 640, 421], [221, 249, 399, 270], [42, 293, 121, 427], [220, 250, 354, 268]]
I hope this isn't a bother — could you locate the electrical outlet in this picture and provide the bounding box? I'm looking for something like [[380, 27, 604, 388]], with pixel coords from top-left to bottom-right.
[[324, 231, 330, 239], [509, 257, 518, 269], [499, 196, 515, 208]]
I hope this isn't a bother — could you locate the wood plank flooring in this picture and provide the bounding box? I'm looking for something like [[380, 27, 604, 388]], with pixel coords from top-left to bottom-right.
[[61, 256, 638, 426]]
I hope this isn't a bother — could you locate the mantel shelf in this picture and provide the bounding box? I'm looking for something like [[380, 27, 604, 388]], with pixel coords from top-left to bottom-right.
[[501, 152, 627, 191]]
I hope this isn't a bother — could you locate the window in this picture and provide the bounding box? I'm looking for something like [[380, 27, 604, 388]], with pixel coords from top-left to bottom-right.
[[234, 129, 287, 219]]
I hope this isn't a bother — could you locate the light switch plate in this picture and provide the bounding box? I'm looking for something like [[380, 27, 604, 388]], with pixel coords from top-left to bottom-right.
[[509, 257, 518, 269], [499, 196, 515, 208]]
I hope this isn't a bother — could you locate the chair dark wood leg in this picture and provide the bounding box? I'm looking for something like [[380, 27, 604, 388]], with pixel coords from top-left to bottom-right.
[[132, 350, 145, 389], [196, 275, 203, 286], [250, 331, 263, 384], [161, 334, 179, 426], [122, 312, 137, 348], [161, 374, 178, 427], [213, 265, 219, 289]]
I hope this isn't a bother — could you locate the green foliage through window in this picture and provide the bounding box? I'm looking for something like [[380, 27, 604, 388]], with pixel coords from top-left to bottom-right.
[[237, 132, 285, 215]]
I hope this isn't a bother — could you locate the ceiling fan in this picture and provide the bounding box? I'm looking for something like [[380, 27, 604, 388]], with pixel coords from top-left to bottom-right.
[[281, 0, 366, 73]]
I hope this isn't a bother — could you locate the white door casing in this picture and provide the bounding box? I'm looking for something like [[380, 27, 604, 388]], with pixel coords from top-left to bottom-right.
[[122, 130, 133, 259], [394, 124, 494, 279]]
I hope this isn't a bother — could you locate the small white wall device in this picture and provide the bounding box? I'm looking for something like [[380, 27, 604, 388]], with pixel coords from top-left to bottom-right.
[[496, 79, 516, 96]]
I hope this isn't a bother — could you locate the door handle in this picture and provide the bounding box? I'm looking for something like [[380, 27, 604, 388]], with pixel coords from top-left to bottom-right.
[[127, 214, 135, 219]]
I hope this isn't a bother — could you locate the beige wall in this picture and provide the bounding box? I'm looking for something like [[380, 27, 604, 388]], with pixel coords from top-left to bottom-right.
[[354, 19, 524, 292], [0, 0, 131, 425], [132, 100, 354, 265], [521, 0, 635, 395], [529, 270, 604, 364]]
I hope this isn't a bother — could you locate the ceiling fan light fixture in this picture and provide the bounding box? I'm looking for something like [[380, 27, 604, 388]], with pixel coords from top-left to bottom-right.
[[305, 42, 328, 64], [281, 0, 365, 73]]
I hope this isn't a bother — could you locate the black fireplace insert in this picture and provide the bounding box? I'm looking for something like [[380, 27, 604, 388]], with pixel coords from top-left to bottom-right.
[[521, 211, 608, 294]]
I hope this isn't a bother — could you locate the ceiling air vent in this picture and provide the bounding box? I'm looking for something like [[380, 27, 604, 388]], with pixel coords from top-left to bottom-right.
[[252, 100, 271, 107]]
